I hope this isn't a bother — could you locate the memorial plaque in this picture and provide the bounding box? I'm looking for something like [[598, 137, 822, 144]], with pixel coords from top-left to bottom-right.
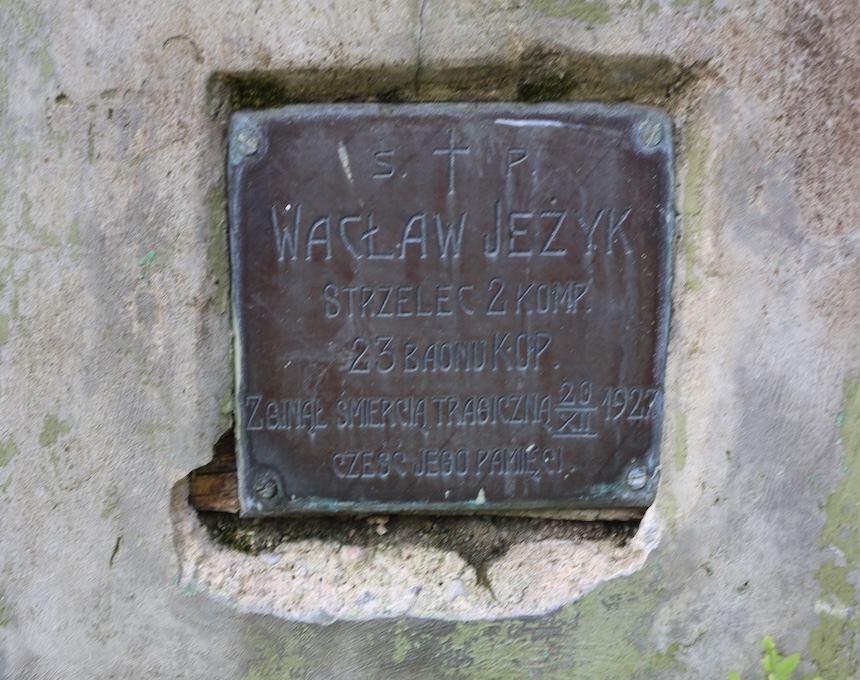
[[227, 103, 673, 516]]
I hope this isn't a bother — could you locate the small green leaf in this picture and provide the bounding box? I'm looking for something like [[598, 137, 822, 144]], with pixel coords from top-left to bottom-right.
[[775, 654, 799, 679], [758, 635, 776, 651], [727, 672, 741, 680]]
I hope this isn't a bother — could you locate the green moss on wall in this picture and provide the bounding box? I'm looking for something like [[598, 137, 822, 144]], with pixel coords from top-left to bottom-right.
[[527, 0, 613, 24], [0, 436, 16, 467], [38, 44, 53, 81], [207, 185, 229, 315], [241, 567, 667, 679], [673, 0, 714, 9], [806, 376, 860, 679], [682, 122, 708, 292], [39, 413, 70, 447], [0, 313, 9, 347], [674, 410, 688, 471]]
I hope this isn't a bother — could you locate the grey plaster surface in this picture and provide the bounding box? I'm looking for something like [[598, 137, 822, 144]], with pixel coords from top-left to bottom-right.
[[1, 0, 859, 678]]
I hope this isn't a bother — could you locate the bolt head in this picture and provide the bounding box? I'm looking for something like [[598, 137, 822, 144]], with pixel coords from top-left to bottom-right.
[[637, 119, 663, 148], [254, 474, 278, 500], [626, 466, 648, 490], [236, 131, 259, 156]]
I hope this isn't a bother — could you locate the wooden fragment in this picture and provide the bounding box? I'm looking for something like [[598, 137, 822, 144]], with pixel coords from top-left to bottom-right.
[[189, 432, 240, 514]]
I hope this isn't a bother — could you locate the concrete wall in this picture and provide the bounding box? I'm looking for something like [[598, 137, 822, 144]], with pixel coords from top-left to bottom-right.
[[1, 0, 859, 677]]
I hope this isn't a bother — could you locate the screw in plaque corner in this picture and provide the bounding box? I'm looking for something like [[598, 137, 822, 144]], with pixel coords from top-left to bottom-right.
[[254, 473, 279, 500], [235, 130, 259, 157], [637, 117, 664, 149], [626, 466, 648, 490]]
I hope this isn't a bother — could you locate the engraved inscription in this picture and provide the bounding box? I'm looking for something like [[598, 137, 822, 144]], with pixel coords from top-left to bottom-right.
[[229, 103, 672, 514]]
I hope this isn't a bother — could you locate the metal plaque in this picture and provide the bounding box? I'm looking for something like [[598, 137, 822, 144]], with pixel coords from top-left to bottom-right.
[[228, 103, 673, 516]]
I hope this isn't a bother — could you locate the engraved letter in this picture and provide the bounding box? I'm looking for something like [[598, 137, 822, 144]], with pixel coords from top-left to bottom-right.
[[606, 208, 633, 256], [399, 214, 428, 259], [506, 148, 527, 176], [539, 210, 567, 256], [483, 201, 502, 257], [492, 332, 511, 370], [508, 211, 532, 256], [434, 212, 466, 258], [246, 395, 263, 430], [271, 204, 300, 262], [306, 216, 332, 260], [534, 332, 551, 367], [363, 214, 395, 260], [487, 277, 506, 316], [323, 283, 340, 318], [575, 208, 604, 253], [338, 215, 362, 259], [373, 149, 394, 178], [457, 285, 475, 315]]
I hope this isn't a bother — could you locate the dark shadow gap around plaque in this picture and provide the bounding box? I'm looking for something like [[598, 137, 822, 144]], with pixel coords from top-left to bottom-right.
[[206, 48, 702, 115], [189, 50, 690, 527]]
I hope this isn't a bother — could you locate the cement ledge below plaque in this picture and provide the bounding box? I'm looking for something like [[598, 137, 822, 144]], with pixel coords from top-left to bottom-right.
[[172, 478, 659, 622]]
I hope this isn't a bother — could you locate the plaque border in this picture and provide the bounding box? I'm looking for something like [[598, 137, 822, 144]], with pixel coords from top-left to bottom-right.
[[227, 102, 674, 517]]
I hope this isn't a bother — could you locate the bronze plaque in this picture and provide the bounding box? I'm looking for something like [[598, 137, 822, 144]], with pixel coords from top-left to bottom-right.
[[228, 103, 673, 516]]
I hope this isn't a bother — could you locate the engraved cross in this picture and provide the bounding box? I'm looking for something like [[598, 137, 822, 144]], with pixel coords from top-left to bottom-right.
[[433, 129, 470, 196]]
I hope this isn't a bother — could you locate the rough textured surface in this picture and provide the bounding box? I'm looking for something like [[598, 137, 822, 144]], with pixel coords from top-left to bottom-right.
[[175, 488, 646, 621], [1, 0, 859, 678]]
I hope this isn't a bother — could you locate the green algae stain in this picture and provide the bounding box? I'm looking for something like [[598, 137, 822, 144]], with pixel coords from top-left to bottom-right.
[[68, 218, 81, 246], [806, 376, 860, 679], [0, 436, 17, 467], [390, 621, 412, 664], [87, 123, 97, 163], [658, 487, 680, 534], [143, 422, 174, 435], [621, 0, 659, 14], [641, 641, 688, 672], [527, 0, 612, 23], [39, 413, 70, 447], [438, 620, 554, 679], [20, 193, 61, 247], [682, 122, 708, 293], [38, 45, 53, 81], [0, 595, 9, 626], [240, 568, 666, 679], [673, 0, 714, 8], [241, 630, 311, 680], [674, 410, 688, 471], [435, 569, 663, 679], [20, 193, 36, 235], [0, 313, 9, 347], [207, 184, 230, 314], [101, 492, 119, 520]]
